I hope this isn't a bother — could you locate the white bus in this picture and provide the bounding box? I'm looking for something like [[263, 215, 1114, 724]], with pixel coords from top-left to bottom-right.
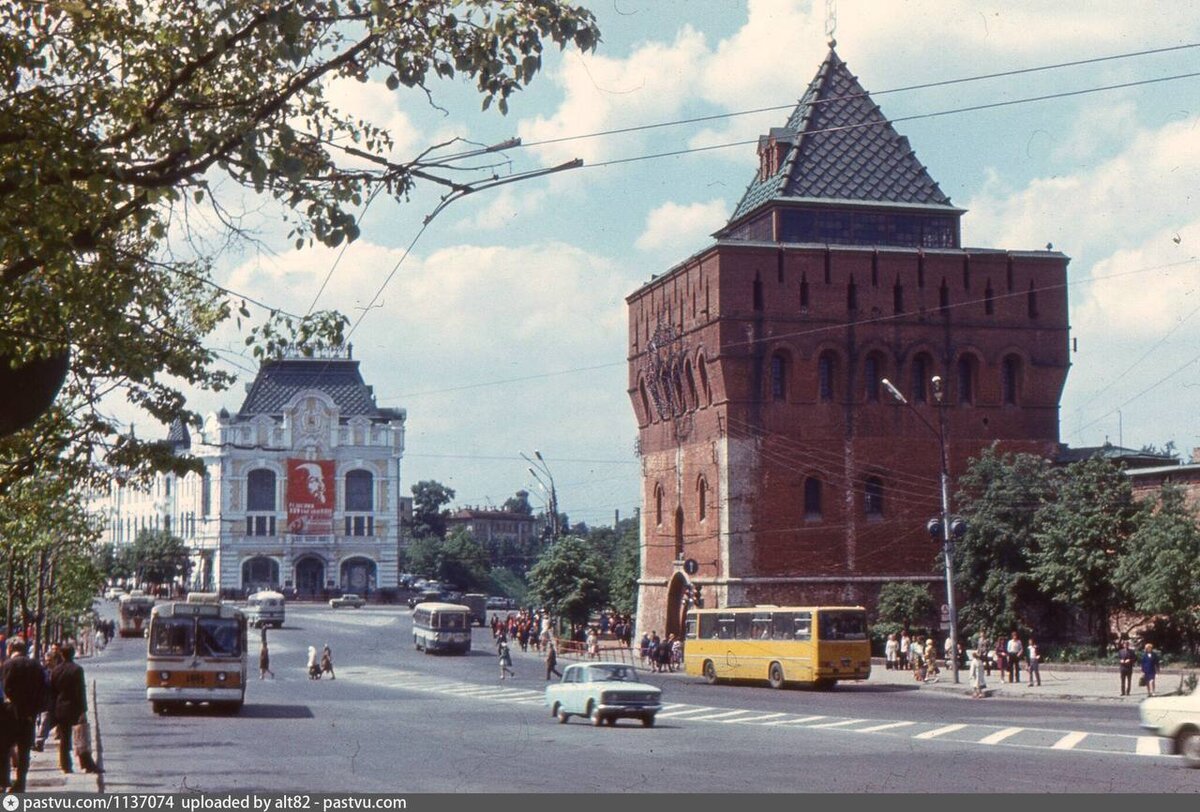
[[411, 602, 471, 654], [146, 593, 248, 714], [244, 590, 285, 629], [118, 590, 156, 637]]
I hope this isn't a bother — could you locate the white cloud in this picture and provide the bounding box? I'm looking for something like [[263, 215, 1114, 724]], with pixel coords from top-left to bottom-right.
[[635, 198, 728, 253], [324, 77, 421, 165]]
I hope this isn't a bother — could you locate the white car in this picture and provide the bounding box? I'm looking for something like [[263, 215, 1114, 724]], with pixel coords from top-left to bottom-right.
[[329, 593, 365, 609], [545, 662, 662, 727], [104, 587, 126, 601], [1140, 691, 1200, 767]]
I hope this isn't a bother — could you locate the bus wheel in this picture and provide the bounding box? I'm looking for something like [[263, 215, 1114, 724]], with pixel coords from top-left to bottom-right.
[[703, 660, 718, 685], [151, 701, 167, 715], [814, 678, 836, 691], [768, 662, 785, 689], [641, 714, 656, 728]]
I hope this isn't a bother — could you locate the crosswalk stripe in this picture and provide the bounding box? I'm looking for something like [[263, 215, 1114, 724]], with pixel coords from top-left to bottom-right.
[[1136, 737, 1162, 756], [659, 703, 689, 711], [657, 706, 716, 718], [807, 718, 868, 729], [979, 727, 1024, 745], [763, 715, 827, 726], [721, 712, 787, 724], [857, 721, 916, 734], [685, 710, 757, 721], [915, 724, 967, 740], [1051, 731, 1087, 750]]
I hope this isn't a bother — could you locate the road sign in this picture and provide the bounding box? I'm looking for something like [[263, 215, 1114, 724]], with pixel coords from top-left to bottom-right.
[[940, 604, 950, 622], [683, 558, 699, 575]]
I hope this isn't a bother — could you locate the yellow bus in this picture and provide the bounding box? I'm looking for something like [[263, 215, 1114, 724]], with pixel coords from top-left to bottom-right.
[[146, 593, 248, 714], [683, 605, 871, 689], [117, 590, 156, 637]]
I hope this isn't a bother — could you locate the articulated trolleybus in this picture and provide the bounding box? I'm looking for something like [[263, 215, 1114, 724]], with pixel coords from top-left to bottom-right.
[[684, 605, 871, 689], [146, 593, 248, 714]]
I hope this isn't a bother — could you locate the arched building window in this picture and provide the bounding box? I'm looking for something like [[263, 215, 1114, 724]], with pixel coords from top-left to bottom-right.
[[864, 353, 885, 402], [1002, 355, 1021, 405], [864, 477, 884, 517], [818, 351, 837, 403], [697, 477, 708, 522], [957, 355, 977, 405], [345, 469, 374, 537], [911, 353, 931, 403], [246, 468, 276, 537], [804, 477, 822, 520]]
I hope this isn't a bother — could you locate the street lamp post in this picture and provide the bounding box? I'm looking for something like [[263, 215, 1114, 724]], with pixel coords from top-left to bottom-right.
[[881, 376, 961, 684], [522, 450, 559, 539]]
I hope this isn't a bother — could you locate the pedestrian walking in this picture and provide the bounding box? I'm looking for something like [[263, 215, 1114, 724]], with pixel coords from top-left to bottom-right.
[[259, 640, 274, 680], [1026, 637, 1042, 687], [968, 649, 987, 699], [33, 643, 61, 753], [1117, 639, 1137, 696], [1140, 643, 1160, 696], [306, 645, 320, 680], [499, 639, 515, 680], [49, 645, 87, 774], [1006, 631, 1023, 684], [0, 637, 47, 792], [922, 637, 940, 682], [544, 642, 562, 681], [320, 644, 336, 680]]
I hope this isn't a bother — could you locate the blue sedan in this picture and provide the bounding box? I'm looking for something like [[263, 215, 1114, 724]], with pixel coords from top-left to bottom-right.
[[545, 662, 663, 727]]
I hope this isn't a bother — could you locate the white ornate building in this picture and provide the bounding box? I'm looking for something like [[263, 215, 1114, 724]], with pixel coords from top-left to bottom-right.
[[94, 347, 406, 596]]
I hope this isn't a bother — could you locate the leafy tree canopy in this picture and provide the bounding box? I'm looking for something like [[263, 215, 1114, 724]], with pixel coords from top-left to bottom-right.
[[875, 582, 937, 631], [0, 0, 599, 493], [501, 491, 533, 515], [119, 528, 191, 586], [526, 535, 607, 625], [410, 479, 455, 539]]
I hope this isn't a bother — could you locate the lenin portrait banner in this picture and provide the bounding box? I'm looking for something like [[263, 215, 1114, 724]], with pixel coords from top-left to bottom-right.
[[287, 458, 334, 534]]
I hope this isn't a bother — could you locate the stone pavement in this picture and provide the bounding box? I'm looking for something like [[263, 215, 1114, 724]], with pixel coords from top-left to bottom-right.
[[21, 722, 102, 794]]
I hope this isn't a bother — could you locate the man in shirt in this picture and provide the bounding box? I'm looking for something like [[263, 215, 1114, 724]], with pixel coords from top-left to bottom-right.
[[50, 644, 88, 773], [1005, 631, 1024, 684]]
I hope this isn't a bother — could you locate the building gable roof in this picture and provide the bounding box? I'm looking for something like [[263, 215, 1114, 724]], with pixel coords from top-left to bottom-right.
[[238, 357, 385, 419], [728, 47, 953, 225]]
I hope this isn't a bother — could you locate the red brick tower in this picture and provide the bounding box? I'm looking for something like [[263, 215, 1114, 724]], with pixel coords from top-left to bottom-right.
[[627, 47, 1070, 639]]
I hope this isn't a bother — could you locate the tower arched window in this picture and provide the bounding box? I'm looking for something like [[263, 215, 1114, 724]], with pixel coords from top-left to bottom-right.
[[911, 353, 932, 403], [818, 351, 837, 403], [697, 477, 708, 522], [698, 355, 712, 406], [770, 352, 789, 402], [957, 355, 977, 405], [685, 362, 698, 410], [804, 477, 822, 520], [639, 378, 652, 424], [864, 477, 884, 517], [655, 485, 664, 527], [1002, 355, 1021, 405]]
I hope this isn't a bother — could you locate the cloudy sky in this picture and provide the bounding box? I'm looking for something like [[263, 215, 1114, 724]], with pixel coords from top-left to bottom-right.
[[169, 1, 1200, 527]]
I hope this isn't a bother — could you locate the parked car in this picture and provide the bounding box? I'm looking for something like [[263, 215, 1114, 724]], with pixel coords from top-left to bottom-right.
[[104, 586, 126, 601], [1140, 692, 1200, 768], [329, 593, 365, 609], [545, 662, 663, 727], [485, 596, 509, 610]]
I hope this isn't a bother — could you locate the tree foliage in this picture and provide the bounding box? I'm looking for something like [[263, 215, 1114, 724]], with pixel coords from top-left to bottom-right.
[[1030, 458, 1140, 653], [875, 582, 937, 631], [410, 479, 455, 539], [0, 0, 599, 493], [526, 535, 608, 625], [119, 528, 192, 586], [953, 447, 1054, 635], [1115, 484, 1200, 654]]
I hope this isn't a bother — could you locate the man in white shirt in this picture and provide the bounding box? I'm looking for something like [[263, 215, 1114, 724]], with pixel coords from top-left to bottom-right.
[[1005, 631, 1024, 684]]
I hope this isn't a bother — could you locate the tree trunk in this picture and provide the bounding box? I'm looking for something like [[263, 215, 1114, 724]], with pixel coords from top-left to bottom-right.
[[33, 548, 47, 659]]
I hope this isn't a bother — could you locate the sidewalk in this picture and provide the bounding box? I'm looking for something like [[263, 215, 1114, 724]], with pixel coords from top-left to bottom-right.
[[22, 676, 103, 794], [865, 659, 1192, 704]]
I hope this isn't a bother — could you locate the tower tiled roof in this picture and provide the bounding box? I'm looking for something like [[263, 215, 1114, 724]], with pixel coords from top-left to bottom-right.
[[238, 357, 387, 419], [727, 47, 953, 224], [165, 417, 191, 449]]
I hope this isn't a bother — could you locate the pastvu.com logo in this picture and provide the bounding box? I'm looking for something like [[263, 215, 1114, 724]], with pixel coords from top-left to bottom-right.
[[3, 791, 20, 810]]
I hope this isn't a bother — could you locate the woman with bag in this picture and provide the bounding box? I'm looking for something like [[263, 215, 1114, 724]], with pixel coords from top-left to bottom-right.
[[1140, 643, 1161, 696]]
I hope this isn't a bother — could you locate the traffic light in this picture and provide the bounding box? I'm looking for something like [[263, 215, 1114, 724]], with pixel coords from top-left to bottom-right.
[[926, 517, 943, 540], [694, 586, 704, 608], [950, 517, 968, 539]]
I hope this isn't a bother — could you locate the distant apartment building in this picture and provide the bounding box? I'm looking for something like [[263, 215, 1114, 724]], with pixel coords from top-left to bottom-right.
[[93, 347, 406, 596]]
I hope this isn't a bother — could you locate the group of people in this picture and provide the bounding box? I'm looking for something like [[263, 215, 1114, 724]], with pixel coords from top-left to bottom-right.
[[0, 637, 99, 793], [305, 644, 336, 680], [882, 632, 947, 683], [638, 631, 680, 673], [1117, 639, 1160, 697], [884, 630, 1044, 695], [490, 610, 554, 654]]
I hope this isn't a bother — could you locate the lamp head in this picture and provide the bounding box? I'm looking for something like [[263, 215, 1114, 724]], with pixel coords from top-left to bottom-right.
[[881, 378, 907, 404], [931, 375, 944, 401]]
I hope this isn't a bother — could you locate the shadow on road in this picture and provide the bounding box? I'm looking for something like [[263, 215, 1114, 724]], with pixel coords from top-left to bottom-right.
[[238, 704, 316, 719]]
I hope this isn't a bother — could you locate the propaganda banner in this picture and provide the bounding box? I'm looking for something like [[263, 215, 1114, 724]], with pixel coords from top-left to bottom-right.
[[287, 458, 334, 534]]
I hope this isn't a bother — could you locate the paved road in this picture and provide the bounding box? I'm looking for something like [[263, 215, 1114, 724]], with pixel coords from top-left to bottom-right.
[[84, 604, 1197, 793]]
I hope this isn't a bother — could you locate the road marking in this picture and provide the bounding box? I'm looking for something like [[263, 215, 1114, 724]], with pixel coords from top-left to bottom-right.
[[1136, 737, 1162, 756], [656, 706, 717, 718], [685, 709, 757, 721], [1051, 731, 1087, 750], [857, 721, 916, 734], [979, 727, 1024, 745], [659, 704, 689, 711], [763, 715, 827, 726], [806, 718, 868, 729], [722, 712, 787, 724], [914, 724, 967, 740]]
